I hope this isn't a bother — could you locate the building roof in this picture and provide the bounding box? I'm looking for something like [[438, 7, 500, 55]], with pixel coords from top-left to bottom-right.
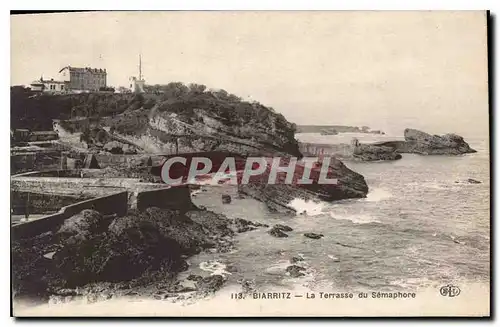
[[31, 78, 66, 84], [59, 66, 107, 74]]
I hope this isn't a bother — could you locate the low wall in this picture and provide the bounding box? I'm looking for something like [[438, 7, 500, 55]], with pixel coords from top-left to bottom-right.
[[12, 191, 128, 239], [12, 170, 82, 178], [299, 142, 352, 158], [95, 154, 147, 168], [11, 153, 61, 175], [11, 191, 89, 215], [95, 154, 164, 168], [11, 177, 143, 193], [136, 185, 194, 211]]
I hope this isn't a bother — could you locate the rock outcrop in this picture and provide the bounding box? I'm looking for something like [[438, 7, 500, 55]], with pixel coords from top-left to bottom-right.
[[351, 138, 402, 161], [221, 194, 232, 204], [304, 233, 324, 239], [11, 206, 264, 300], [230, 218, 269, 233], [375, 128, 477, 155], [274, 224, 293, 232], [268, 226, 289, 238], [286, 265, 306, 278], [239, 157, 369, 213]]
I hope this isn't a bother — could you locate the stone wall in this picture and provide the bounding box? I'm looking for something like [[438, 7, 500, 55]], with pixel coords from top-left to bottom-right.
[[12, 191, 129, 239], [11, 153, 61, 175], [299, 142, 352, 159], [11, 191, 88, 215], [11, 177, 143, 194], [135, 185, 194, 212], [95, 154, 165, 168]]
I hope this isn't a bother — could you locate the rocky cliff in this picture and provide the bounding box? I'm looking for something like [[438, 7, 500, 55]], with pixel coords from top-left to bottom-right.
[[238, 157, 369, 213], [11, 83, 369, 206], [375, 128, 477, 155]]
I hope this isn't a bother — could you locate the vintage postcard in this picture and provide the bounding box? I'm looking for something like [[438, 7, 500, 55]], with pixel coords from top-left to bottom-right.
[[10, 11, 490, 317]]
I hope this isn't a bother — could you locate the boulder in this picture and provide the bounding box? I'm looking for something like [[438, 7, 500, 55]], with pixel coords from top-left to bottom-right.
[[286, 265, 306, 278], [240, 279, 256, 293], [221, 194, 232, 204], [56, 209, 106, 246], [274, 224, 293, 232], [268, 226, 289, 238], [304, 233, 324, 239], [290, 256, 304, 264], [186, 274, 204, 282], [230, 218, 269, 233], [185, 209, 234, 238], [231, 218, 256, 233], [196, 275, 225, 294]]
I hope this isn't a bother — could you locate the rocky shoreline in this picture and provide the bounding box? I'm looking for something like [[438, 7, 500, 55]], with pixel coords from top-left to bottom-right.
[[12, 206, 270, 304], [299, 128, 476, 162]]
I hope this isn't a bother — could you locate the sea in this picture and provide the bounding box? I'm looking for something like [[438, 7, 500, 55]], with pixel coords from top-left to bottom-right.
[[187, 131, 490, 295]]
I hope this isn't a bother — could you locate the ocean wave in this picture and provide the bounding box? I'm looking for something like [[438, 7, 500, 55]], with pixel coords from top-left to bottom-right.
[[365, 188, 392, 202], [406, 181, 463, 190], [329, 212, 381, 224], [389, 277, 436, 290], [265, 260, 293, 276], [199, 260, 232, 276], [327, 255, 340, 262], [288, 198, 325, 216]]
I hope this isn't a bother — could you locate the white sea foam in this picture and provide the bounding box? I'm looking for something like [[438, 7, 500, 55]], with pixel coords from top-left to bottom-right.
[[190, 189, 202, 196], [288, 198, 325, 216], [187, 172, 237, 186], [425, 182, 448, 190], [365, 188, 392, 202], [199, 260, 231, 276], [327, 255, 340, 262], [265, 260, 292, 276], [329, 212, 381, 224]]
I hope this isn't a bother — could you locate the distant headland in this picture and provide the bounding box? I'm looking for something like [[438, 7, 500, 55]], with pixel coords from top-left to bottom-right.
[[296, 125, 385, 135]]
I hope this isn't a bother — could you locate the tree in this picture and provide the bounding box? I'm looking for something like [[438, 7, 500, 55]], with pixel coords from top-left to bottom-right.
[[188, 83, 207, 95], [161, 82, 189, 99]]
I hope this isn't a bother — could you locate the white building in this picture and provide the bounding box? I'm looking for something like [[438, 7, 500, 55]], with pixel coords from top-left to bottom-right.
[[129, 55, 145, 93], [129, 76, 145, 93], [30, 77, 66, 93]]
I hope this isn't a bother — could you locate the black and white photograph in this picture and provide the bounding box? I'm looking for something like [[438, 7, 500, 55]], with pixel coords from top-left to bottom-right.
[[10, 10, 490, 317]]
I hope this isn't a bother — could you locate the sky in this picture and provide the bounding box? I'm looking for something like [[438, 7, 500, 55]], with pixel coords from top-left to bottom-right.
[[11, 11, 489, 137]]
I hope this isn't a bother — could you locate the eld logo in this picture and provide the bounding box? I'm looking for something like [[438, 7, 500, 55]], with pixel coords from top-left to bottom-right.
[[439, 285, 461, 297]]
